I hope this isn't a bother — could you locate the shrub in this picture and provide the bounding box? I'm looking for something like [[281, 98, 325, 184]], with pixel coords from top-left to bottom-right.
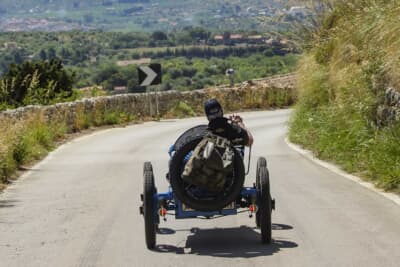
[[0, 59, 75, 109], [166, 101, 196, 118]]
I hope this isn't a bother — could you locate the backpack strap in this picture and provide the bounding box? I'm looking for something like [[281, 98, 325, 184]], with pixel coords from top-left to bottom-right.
[[205, 133, 232, 148]]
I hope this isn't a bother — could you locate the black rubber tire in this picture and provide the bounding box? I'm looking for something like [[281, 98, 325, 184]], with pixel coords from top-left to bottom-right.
[[255, 157, 267, 228], [143, 162, 157, 249], [174, 125, 208, 152], [169, 137, 245, 212], [144, 161, 153, 173], [257, 160, 272, 244], [256, 157, 267, 188]]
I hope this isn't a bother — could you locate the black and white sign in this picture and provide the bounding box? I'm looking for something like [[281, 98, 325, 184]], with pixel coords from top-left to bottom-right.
[[138, 64, 162, 87]]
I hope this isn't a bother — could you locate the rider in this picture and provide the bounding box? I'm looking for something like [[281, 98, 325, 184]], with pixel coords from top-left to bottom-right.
[[204, 98, 254, 147], [176, 98, 254, 191], [166, 99, 253, 183]]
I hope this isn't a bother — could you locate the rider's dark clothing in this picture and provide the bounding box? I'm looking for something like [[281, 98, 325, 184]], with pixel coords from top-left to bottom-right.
[[207, 117, 249, 146]]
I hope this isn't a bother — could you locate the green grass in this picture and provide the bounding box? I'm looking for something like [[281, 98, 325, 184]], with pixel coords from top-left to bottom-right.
[[289, 0, 400, 192], [166, 101, 196, 119], [290, 104, 400, 192], [0, 114, 67, 186], [0, 108, 136, 189]]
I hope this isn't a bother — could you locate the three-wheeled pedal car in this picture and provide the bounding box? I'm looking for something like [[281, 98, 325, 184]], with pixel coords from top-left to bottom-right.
[[139, 125, 275, 249]]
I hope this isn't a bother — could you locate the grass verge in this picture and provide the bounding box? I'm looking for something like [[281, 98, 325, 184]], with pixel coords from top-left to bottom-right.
[[0, 114, 66, 190], [289, 0, 400, 193]]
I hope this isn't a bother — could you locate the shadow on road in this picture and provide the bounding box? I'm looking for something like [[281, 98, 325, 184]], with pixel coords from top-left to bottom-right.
[[155, 224, 297, 258], [157, 228, 176, 235], [272, 223, 293, 230], [0, 200, 19, 208]]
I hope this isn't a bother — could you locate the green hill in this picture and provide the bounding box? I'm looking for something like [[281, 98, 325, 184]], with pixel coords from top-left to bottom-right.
[[290, 0, 400, 192], [0, 0, 308, 32]]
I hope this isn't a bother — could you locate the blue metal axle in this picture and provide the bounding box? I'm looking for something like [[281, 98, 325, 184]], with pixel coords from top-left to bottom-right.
[[153, 186, 258, 222]]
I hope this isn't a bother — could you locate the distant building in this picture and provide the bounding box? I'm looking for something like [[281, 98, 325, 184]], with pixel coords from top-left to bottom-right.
[[213, 35, 224, 45], [247, 35, 265, 44], [266, 38, 279, 46], [230, 34, 244, 44], [114, 86, 127, 92], [4, 42, 18, 50], [280, 39, 289, 46]]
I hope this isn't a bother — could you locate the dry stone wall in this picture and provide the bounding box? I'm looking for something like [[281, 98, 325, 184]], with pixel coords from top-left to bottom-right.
[[0, 74, 296, 132]]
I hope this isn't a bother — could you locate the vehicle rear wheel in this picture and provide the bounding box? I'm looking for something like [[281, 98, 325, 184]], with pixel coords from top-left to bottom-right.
[[256, 158, 272, 244], [255, 157, 267, 228], [143, 162, 157, 249], [169, 137, 245, 212], [144, 161, 153, 173]]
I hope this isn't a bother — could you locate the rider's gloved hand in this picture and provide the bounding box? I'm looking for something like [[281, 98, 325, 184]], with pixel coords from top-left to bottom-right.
[[229, 114, 243, 124]]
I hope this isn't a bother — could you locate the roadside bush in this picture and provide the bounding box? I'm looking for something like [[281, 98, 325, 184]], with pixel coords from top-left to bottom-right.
[[182, 66, 197, 78], [0, 113, 67, 186], [0, 59, 75, 109], [166, 101, 196, 118]]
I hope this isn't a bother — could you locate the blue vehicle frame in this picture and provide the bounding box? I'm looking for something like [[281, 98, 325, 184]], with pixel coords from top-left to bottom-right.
[[140, 125, 275, 250], [153, 186, 259, 221]]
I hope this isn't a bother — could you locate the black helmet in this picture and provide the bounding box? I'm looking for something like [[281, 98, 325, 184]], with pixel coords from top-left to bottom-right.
[[204, 98, 223, 121]]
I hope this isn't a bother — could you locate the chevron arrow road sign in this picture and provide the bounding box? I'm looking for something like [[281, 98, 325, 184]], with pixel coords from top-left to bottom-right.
[[138, 64, 162, 86]]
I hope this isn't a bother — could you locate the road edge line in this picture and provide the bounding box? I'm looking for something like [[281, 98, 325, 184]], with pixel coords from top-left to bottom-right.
[[284, 137, 400, 207]]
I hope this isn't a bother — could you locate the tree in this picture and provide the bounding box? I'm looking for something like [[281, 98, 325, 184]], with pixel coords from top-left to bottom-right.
[[182, 66, 197, 78], [47, 47, 57, 60], [39, 49, 47, 61], [151, 31, 168, 41], [0, 59, 75, 107], [84, 14, 94, 23], [188, 27, 211, 42], [103, 73, 125, 91], [13, 51, 23, 64], [223, 31, 231, 41], [93, 65, 119, 84], [168, 68, 182, 79]]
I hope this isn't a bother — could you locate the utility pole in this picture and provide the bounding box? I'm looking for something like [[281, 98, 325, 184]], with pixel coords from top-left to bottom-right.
[[226, 68, 235, 87]]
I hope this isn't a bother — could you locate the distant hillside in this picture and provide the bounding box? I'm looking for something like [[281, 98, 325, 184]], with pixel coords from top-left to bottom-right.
[[0, 0, 311, 32], [290, 0, 400, 192]]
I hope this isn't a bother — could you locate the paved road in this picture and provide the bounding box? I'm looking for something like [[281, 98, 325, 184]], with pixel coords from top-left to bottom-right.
[[1, 110, 399, 267]]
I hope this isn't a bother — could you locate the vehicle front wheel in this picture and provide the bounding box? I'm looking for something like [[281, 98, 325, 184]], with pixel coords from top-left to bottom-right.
[[256, 158, 272, 244], [143, 162, 158, 249], [255, 157, 267, 228]]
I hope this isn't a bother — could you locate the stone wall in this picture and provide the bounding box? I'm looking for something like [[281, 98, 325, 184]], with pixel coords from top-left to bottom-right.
[[377, 88, 400, 125], [0, 74, 296, 132]]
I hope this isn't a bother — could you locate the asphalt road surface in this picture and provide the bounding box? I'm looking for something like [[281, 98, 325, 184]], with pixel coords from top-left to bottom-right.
[[1, 109, 399, 267]]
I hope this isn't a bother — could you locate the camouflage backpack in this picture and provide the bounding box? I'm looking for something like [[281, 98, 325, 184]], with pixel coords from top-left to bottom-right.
[[182, 133, 235, 193]]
